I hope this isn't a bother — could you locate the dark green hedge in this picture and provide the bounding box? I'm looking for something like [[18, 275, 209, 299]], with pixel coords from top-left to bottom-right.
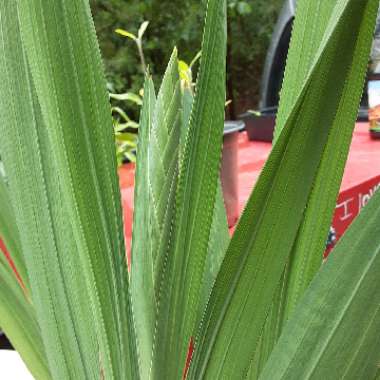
[[91, 0, 282, 117]]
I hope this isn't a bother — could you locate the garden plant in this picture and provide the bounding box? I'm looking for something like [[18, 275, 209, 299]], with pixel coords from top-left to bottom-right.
[[91, 0, 281, 115], [111, 21, 149, 165], [0, 0, 379, 379]]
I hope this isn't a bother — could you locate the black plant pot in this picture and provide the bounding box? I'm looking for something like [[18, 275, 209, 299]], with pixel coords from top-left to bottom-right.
[[0, 333, 12, 350], [239, 107, 276, 142]]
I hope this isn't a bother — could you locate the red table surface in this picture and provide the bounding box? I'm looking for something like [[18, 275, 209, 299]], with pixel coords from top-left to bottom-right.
[[120, 122, 380, 255]]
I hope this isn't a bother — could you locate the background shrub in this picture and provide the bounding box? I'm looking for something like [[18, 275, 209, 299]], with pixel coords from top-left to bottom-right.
[[90, 0, 282, 118]]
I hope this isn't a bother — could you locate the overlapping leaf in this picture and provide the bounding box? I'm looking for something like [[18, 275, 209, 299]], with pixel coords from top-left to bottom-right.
[[0, 253, 50, 380], [259, 188, 380, 380], [189, 0, 378, 378], [0, 177, 48, 379], [0, 176, 29, 292], [0, 175, 30, 296], [0, 1, 377, 379], [180, 88, 230, 327], [150, 50, 183, 287], [250, 0, 379, 374], [131, 49, 182, 378], [151, 0, 227, 378], [131, 51, 230, 379], [130, 75, 157, 379], [0, 1, 135, 379], [275, 0, 378, 320]]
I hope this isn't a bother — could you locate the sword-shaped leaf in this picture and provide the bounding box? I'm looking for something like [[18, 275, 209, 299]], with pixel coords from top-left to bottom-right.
[[251, 0, 379, 374], [0, 1, 135, 378], [0, 174, 47, 378], [180, 87, 230, 325], [259, 188, 380, 380], [0, 176, 29, 292], [276, 0, 377, 321], [151, 0, 227, 378], [189, 0, 377, 378], [0, 253, 50, 380], [130, 75, 156, 379], [131, 49, 182, 378]]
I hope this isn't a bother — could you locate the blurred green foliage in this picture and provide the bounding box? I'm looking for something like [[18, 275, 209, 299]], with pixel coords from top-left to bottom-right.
[[90, 0, 282, 117]]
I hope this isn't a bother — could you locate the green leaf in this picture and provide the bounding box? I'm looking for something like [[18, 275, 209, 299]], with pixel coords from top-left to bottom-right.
[[114, 121, 139, 132], [259, 188, 380, 380], [131, 49, 182, 379], [0, 1, 136, 379], [180, 83, 230, 333], [138, 21, 149, 40], [199, 185, 230, 323], [149, 51, 182, 260], [112, 106, 132, 122], [0, 176, 29, 292], [130, 75, 157, 380], [178, 60, 192, 84], [250, 0, 379, 375], [190, 51, 202, 68], [0, 254, 51, 380], [115, 28, 137, 41], [281, 0, 376, 313], [180, 87, 195, 147], [151, 0, 227, 378], [0, 172, 47, 379], [110, 92, 143, 105], [236, 2, 252, 16], [189, 0, 377, 378], [115, 132, 138, 144]]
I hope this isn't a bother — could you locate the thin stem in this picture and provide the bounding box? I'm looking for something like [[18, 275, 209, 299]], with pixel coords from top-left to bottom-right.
[[136, 40, 147, 74]]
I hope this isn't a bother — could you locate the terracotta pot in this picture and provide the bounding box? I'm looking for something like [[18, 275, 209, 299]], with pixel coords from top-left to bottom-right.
[[370, 128, 380, 139], [221, 121, 244, 227]]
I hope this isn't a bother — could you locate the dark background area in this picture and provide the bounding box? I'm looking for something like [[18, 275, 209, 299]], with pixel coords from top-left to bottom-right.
[[90, 0, 283, 119]]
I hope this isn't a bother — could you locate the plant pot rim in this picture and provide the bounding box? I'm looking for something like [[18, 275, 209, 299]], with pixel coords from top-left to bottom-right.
[[224, 120, 245, 135]]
